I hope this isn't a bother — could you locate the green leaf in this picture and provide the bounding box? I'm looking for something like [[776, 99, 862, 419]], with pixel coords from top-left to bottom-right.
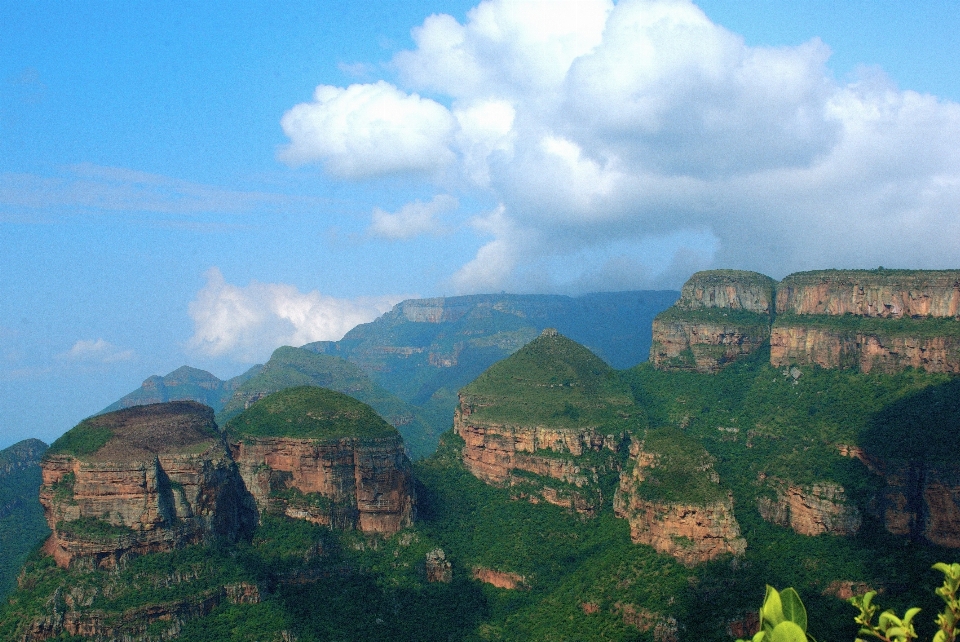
[[761, 585, 785, 628], [769, 621, 808, 642], [780, 588, 808, 631]]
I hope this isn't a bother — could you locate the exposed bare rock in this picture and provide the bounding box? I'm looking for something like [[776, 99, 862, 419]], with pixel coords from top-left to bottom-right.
[[677, 270, 776, 314], [822, 581, 879, 600], [472, 567, 526, 589], [776, 270, 960, 318], [614, 435, 746, 566], [650, 316, 771, 373], [231, 434, 414, 535], [876, 461, 960, 548], [425, 548, 452, 583], [756, 480, 862, 536], [226, 387, 414, 535], [614, 603, 680, 642], [770, 322, 960, 374], [39, 402, 256, 570]]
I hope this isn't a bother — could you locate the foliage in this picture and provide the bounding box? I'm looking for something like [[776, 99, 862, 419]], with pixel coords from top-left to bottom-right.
[[47, 419, 114, 457], [656, 306, 773, 327], [224, 386, 398, 441], [737, 585, 811, 642], [56, 517, 134, 542], [774, 313, 960, 341]]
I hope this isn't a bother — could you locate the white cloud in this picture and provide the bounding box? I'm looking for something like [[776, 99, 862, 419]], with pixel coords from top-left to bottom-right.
[[368, 194, 458, 239], [187, 268, 403, 363], [278, 81, 457, 179], [61, 339, 135, 363], [284, 0, 960, 292]]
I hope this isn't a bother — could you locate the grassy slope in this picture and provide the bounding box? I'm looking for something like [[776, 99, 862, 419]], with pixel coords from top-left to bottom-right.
[[224, 386, 397, 441]]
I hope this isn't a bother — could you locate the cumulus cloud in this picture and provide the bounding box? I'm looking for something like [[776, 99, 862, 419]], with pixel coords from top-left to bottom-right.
[[61, 339, 135, 363], [284, 0, 960, 291], [368, 194, 458, 239], [278, 81, 457, 179], [187, 268, 403, 363]]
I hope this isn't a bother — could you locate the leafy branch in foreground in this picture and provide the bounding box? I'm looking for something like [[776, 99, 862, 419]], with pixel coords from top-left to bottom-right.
[[737, 563, 960, 642]]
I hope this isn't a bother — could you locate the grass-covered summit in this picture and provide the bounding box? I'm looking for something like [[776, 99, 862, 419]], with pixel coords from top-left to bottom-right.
[[224, 386, 398, 441], [459, 329, 639, 428], [47, 401, 219, 460]]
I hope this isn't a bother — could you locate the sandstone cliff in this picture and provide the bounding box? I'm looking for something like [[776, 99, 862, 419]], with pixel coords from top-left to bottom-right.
[[756, 478, 862, 536], [776, 270, 960, 318], [613, 431, 746, 566], [454, 330, 636, 514], [651, 271, 774, 372], [39, 402, 256, 569], [226, 386, 414, 535]]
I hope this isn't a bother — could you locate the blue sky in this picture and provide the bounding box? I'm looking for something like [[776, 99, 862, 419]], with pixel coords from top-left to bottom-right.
[[2, 0, 959, 448]]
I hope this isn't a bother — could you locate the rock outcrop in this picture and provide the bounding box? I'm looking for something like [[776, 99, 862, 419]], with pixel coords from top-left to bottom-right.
[[769, 321, 960, 373], [875, 461, 960, 548], [651, 271, 775, 372], [39, 402, 256, 569], [226, 386, 414, 535], [775, 270, 960, 318], [756, 479, 862, 536], [455, 330, 636, 514], [614, 433, 746, 566]]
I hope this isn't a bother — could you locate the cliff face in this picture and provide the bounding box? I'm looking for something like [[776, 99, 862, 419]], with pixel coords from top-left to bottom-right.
[[231, 434, 414, 535], [651, 271, 774, 373], [677, 270, 776, 314], [613, 435, 746, 566], [454, 398, 623, 514], [876, 461, 960, 548], [39, 402, 256, 569], [454, 331, 637, 515], [756, 479, 862, 536], [776, 270, 960, 318], [225, 386, 414, 535], [770, 323, 960, 373]]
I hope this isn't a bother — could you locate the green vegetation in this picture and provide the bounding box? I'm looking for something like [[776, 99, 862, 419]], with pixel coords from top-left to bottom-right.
[[461, 331, 640, 430], [217, 346, 439, 458], [56, 517, 135, 542], [630, 427, 726, 504], [225, 386, 398, 441], [0, 439, 49, 597], [656, 305, 773, 327], [775, 313, 960, 341], [47, 418, 114, 457]]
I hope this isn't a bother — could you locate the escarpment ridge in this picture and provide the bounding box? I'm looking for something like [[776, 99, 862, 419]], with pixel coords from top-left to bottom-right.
[[652, 268, 960, 374]]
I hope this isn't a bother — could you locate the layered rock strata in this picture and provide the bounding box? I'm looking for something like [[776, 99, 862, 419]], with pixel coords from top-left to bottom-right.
[[455, 402, 624, 514], [756, 479, 862, 536], [231, 434, 414, 535], [614, 436, 746, 566], [39, 402, 256, 569], [776, 270, 960, 318], [876, 461, 960, 548], [226, 386, 414, 535], [651, 270, 775, 372]]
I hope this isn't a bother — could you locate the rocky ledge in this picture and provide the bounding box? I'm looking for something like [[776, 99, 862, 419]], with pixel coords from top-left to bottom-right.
[[756, 478, 862, 536], [39, 401, 256, 569]]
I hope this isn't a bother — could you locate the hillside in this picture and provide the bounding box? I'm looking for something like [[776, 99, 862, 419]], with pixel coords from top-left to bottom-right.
[[102, 365, 263, 414], [0, 439, 49, 596]]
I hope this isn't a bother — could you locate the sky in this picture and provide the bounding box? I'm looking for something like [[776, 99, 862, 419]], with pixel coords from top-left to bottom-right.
[[2, 0, 959, 448]]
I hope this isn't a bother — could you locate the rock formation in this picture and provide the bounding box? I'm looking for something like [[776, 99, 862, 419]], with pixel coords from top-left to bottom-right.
[[756, 479, 862, 536], [425, 548, 452, 583], [39, 401, 256, 569], [226, 386, 414, 535], [454, 330, 636, 514], [651, 271, 775, 372], [775, 270, 960, 318], [613, 434, 746, 566]]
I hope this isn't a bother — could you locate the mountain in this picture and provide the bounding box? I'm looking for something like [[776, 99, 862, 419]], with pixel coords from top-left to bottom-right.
[[0, 438, 49, 596], [217, 346, 439, 459], [102, 290, 677, 458], [102, 364, 263, 414], [10, 274, 960, 639]]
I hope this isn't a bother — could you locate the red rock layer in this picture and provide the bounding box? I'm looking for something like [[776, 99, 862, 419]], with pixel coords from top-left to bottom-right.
[[678, 271, 775, 314], [39, 446, 252, 569], [776, 272, 960, 318], [879, 462, 960, 548], [454, 397, 623, 514], [472, 567, 526, 589], [231, 435, 414, 535], [650, 318, 770, 373], [770, 324, 960, 374], [756, 480, 861, 536]]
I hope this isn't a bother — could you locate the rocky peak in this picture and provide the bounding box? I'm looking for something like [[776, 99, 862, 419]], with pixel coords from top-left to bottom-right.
[[677, 270, 776, 315], [39, 401, 256, 569]]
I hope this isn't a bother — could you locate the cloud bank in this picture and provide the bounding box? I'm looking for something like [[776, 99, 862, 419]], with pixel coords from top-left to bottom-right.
[[61, 339, 135, 364], [187, 268, 402, 363], [281, 0, 960, 291]]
